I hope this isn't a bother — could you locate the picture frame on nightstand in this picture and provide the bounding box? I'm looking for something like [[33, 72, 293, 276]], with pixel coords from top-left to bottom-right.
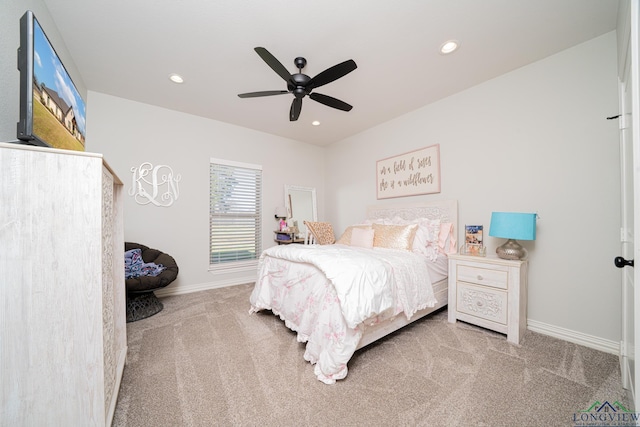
[[460, 225, 486, 256]]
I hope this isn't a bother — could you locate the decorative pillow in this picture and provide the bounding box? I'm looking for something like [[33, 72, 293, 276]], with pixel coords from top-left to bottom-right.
[[372, 223, 418, 251], [304, 221, 336, 245], [124, 248, 167, 279], [412, 218, 441, 259], [367, 217, 440, 258], [350, 227, 375, 248], [438, 222, 457, 254], [336, 224, 372, 245], [124, 248, 143, 279]]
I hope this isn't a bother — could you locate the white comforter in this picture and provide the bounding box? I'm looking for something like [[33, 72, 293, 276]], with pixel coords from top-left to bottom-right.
[[249, 244, 437, 384]]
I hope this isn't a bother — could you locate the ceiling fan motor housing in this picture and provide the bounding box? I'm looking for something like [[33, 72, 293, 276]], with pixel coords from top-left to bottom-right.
[[290, 73, 311, 98]]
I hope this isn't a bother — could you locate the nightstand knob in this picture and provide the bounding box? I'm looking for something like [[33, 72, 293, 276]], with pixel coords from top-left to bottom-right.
[[477, 275, 483, 281]]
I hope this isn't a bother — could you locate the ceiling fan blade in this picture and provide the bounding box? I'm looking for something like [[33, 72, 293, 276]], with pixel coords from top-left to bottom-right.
[[290, 98, 302, 121], [238, 90, 289, 98], [309, 93, 353, 111], [307, 59, 357, 90], [254, 47, 292, 82]]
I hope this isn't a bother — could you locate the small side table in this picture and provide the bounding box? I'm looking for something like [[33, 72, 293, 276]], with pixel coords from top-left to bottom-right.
[[447, 254, 528, 344], [274, 230, 304, 245]]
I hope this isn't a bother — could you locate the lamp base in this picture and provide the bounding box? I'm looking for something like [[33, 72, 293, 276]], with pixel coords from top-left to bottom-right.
[[496, 239, 527, 260]]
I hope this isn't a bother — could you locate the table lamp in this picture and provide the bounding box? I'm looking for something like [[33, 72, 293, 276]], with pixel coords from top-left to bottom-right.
[[274, 206, 288, 219], [489, 212, 537, 260]]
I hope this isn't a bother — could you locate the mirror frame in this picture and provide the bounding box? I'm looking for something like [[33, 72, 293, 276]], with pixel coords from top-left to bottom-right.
[[284, 185, 317, 234]]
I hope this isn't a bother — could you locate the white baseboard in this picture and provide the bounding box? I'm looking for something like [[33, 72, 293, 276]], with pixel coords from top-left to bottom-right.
[[527, 319, 619, 356], [154, 276, 254, 297]]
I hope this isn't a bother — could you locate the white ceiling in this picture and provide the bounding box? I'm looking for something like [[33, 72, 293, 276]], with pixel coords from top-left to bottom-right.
[[42, 0, 619, 146]]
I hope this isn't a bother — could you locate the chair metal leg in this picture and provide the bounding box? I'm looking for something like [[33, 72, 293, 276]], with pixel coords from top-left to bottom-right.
[[126, 292, 163, 322]]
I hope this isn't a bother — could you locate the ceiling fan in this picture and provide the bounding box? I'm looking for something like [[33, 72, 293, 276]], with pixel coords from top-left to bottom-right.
[[238, 47, 357, 121]]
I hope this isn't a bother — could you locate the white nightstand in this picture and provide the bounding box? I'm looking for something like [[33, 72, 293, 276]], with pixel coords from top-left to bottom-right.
[[447, 254, 528, 344]]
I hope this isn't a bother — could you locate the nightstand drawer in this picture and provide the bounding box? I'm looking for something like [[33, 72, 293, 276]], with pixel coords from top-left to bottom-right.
[[456, 283, 508, 325], [457, 265, 508, 290]]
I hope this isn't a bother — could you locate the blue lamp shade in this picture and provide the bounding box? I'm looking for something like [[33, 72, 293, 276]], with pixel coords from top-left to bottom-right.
[[489, 212, 536, 240], [489, 212, 537, 259]]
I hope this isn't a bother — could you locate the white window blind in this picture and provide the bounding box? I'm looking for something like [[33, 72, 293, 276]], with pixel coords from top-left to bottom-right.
[[209, 158, 262, 270]]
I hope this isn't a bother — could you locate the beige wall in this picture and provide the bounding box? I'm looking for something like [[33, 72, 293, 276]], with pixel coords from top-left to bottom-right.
[[325, 32, 621, 346], [0, 0, 623, 349], [86, 92, 325, 293]]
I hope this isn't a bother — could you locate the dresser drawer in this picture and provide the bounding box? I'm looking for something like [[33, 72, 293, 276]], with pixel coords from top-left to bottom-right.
[[456, 283, 508, 325], [457, 264, 508, 290]]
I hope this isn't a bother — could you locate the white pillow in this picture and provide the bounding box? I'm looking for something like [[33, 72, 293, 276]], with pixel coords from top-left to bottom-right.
[[336, 224, 372, 245], [413, 218, 441, 260], [350, 227, 375, 248]]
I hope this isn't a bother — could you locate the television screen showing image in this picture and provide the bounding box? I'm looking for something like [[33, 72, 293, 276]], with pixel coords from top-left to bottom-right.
[[17, 10, 86, 151]]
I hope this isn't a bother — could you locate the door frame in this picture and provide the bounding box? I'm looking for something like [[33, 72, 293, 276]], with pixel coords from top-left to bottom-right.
[[618, 0, 640, 411]]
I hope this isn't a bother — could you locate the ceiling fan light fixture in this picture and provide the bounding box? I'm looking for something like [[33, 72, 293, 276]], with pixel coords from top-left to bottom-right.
[[312, 120, 320, 126], [440, 40, 459, 55], [169, 73, 184, 84]]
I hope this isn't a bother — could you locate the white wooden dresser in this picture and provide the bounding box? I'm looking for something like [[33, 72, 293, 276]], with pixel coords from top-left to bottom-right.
[[447, 253, 528, 344], [0, 142, 126, 426]]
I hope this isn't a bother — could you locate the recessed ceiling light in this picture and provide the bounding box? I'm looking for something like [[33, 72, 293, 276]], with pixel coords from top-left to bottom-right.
[[440, 40, 459, 55], [169, 73, 184, 84], [312, 121, 320, 126]]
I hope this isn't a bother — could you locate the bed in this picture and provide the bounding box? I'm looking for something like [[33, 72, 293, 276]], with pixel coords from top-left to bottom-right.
[[249, 199, 458, 384]]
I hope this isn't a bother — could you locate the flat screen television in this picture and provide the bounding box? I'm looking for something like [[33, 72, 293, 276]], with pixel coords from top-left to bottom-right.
[[16, 10, 86, 151]]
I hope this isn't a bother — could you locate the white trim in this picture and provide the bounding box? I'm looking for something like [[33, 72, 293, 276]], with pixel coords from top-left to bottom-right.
[[210, 157, 262, 170], [154, 276, 255, 297], [527, 319, 619, 355], [208, 259, 258, 273]]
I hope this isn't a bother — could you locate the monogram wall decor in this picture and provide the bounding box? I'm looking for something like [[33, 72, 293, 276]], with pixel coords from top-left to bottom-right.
[[129, 162, 181, 207]]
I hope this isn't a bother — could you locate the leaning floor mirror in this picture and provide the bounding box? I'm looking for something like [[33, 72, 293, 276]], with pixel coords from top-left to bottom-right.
[[284, 185, 317, 239]]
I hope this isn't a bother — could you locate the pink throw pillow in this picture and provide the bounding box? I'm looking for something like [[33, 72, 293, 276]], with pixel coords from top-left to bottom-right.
[[350, 227, 375, 248]]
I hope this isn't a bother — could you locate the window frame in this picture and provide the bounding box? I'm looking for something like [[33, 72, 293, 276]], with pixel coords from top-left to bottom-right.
[[209, 157, 262, 273]]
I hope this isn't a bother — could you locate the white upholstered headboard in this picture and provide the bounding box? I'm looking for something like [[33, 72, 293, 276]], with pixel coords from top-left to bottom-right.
[[366, 199, 458, 227]]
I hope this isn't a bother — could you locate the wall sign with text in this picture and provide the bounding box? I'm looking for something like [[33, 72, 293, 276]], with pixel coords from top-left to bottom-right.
[[376, 144, 441, 199]]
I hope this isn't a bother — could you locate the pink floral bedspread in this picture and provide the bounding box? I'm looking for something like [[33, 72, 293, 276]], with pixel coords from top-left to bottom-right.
[[249, 244, 437, 384]]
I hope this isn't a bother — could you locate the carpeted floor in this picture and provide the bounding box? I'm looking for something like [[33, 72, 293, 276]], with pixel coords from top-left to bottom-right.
[[113, 283, 629, 427]]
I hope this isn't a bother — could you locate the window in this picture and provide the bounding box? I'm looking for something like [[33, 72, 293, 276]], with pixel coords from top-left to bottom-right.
[[209, 158, 262, 271]]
